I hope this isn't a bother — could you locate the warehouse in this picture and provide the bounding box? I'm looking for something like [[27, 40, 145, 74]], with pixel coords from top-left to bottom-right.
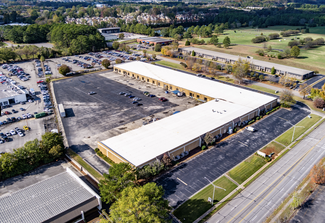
[[179, 47, 314, 80], [0, 84, 26, 106], [136, 37, 173, 45], [98, 27, 120, 34], [98, 61, 277, 168], [0, 168, 102, 223]]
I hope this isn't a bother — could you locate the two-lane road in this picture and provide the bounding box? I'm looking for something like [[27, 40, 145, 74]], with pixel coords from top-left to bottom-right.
[[207, 120, 325, 223]]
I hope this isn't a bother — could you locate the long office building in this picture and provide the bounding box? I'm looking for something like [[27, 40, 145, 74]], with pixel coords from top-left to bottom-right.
[[98, 61, 277, 168], [179, 47, 314, 80]]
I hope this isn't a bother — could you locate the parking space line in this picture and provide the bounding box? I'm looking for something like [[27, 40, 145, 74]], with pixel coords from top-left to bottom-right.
[[238, 141, 248, 147], [177, 177, 187, 185], [277, 116, 289, 122]]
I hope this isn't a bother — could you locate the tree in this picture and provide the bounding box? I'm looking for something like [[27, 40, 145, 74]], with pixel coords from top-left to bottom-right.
[[271, 67, 276, 74], [310, 161, 325, 184], [109, 183, 171, 223], [314, 98, 325, 108], [115, 58, 122, 64], [40, 55, 45, 62], [299, 83, 311, 99], [99, 162, 135, 204], [204, 132, 214, 145], [185, 40, 190, 46], [191, 50, 195, 56], [259, 75, 265, 82], [101, 59, 110, 69], [172, 41, 179, 50], [112, 41, 120, 50], [288, 40, 299, 48], [280, 89, 295, 107], [58, 64, 70, 76], [118, 33, 124, 39], [49, 144, 64, 159], [291, 46, 300, 58], [185, 57, 195, 70], [162, 154, 172, 167], [232, 58, 250, 84], [267, 45, 273, 52], [183, 31, 192, 39], [223, 36, 231, 48], [210, 35, 219, 46], [290, 192, 302, 209], [154, 43, 162, 52], [152, 53, 156, 60]]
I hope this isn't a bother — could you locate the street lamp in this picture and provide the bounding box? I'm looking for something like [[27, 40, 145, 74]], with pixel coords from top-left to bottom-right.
[[205, 177, 226, 205]]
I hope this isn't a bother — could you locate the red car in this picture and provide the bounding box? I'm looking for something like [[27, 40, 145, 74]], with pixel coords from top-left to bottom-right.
[[4, 111, 10, 115], [159, 97, 168, 102], [37, 80, 44, 84]]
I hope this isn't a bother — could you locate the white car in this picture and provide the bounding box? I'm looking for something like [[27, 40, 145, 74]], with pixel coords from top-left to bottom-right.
[[10, 130, 16, 135], [18, 132, 24, 137]]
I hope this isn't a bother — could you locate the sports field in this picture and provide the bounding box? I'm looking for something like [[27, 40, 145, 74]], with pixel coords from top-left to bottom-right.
[[192, 26, 325, 74]]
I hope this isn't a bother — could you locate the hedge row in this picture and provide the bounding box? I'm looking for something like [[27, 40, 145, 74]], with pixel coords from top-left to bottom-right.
[[266, 106, 280, 115], [95, 148, 115, 166]]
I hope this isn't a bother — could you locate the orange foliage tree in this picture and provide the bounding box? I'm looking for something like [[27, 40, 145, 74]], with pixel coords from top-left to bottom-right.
[[310, 161, 325, 184]]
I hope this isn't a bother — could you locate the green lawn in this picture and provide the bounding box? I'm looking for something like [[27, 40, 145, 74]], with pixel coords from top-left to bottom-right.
[[246, 84, 280, 95], [173, 176, 237, 223], [228, 155, 267, 185], [194, 26, 325, 73], [155, 60, 184, 69], [260, 141, 285, 156], [275, 114, 322, 146]]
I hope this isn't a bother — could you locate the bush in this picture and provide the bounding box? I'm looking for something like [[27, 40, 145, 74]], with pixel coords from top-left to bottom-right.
[[268, 33, 280, 40], [180, 62, 187, 68], [201, 145, 206, 150], [256, 49, 265, 56], [185, 40, 190, 46], [252, 36, 267, 43], [115, 58, 122, 64], [101, 59, 110, 69], [95, 148, 115, 165], [154, 44, 162, 52], [58, 64, 71, 76], [277, 54, 283, 59]]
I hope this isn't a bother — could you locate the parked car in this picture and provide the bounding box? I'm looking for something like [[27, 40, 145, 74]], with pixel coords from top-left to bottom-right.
[[159, 97, 168, 102], [88, 91, 96, 95]]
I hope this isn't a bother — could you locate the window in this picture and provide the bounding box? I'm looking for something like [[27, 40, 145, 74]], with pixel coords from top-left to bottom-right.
[[152, 81, 155, 84], [147, 79, 149, 82], [204, 97, 207, 101], [197, 95, 200, 98], [189, 93, 193, 97]]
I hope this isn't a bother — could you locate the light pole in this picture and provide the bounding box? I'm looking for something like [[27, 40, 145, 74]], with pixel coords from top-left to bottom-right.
[[205, 177, 226, 205]]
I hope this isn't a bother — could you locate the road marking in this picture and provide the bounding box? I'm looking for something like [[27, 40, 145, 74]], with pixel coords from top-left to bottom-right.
[[238, 141, 248, 147], [177, 177, 187, 185], [277, 117, 289, 122], [227, 133, 325, 223]]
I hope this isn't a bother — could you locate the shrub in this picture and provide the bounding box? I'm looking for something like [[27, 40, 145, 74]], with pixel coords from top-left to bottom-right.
[[115, 58, 122, 64], [201, 145, 206, 150], [95, 148, 115, 165], [59, 64, 71, 76], [277, 54, 283, 59], [185, 40, 190, 46], [101, 59, 110, 69], [256, 49, 265, 56], [154, 44, 162, 52], [180, 62, 187, 68]]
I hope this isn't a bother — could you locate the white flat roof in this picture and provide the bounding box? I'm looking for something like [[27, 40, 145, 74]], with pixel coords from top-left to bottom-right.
[[181, 47, 312, 76], [103, 62, 276, 167], [101, 100, 257, 167], [114, 61, 275, 109]]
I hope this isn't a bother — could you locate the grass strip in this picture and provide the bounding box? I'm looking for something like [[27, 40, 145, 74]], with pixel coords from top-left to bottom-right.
[[275, 114, 322, 147], [198, 188, 243, 223], [244, 149, 289, 187], [173, 176, 237, 223], [67, 148, 104, 180], [290, 118, 325, 148], [95, 148, 114, 165], [246, 84, 280, 95], [260, 141, 285, 156], [228, 155, 267, 185]]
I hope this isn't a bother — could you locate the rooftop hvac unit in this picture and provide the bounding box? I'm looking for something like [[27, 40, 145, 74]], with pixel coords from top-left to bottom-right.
[[215, 99, 219, 102]]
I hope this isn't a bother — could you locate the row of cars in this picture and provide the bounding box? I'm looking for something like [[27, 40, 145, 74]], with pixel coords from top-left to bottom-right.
[[143, 91, 168, 102], [0, 111, 34, 126], [119, 92, 143, 106], [37, 80, 53, 113], [35, 60, 44, 77], [2, 64, 30, 82], [0, 127, 29, 143], [63, 57, 93, 69]]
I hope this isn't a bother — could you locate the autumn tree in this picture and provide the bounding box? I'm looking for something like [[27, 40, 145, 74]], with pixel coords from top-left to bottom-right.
[[310, 161, 325, 184], [280, 89, 295, 107], [232, 58, 250, 84], [314, 98, 325, 108], [58, 64, 70, 76], [299, 83, 311, 99], [109, 183, 171, 223], [204, 132, 214, 145], [101, 59, 110, 69], [185, 57, 195, 70]]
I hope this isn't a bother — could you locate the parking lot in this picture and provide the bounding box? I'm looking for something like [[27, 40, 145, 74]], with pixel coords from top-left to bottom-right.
[[155, 102, 310, 207], [53, 70, 198, 173]]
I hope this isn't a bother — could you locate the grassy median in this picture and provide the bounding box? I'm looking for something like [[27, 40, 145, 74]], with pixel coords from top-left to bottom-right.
[[275, 114, 322, 147], [173, 176, 237, 223], [228, 155, 267, 185], [260, 141, 286, 156]]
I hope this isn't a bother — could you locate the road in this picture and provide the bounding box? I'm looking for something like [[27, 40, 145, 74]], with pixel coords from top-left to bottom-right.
[[207, 118, 325, 223]]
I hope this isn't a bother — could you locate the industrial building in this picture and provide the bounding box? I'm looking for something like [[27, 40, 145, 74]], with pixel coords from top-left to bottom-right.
[[0, 84, 26, 106], [98, 27, 120, 34], [98, 61, 277, 168], [0, 168, 102, 223], [136, 37, 173, 45], [179, 47, 314, 80]]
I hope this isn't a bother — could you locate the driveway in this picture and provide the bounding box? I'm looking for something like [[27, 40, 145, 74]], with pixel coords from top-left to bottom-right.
[[156, 103, 310, 208]]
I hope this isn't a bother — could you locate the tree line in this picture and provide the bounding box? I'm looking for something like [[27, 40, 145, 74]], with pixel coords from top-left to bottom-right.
[[0, 132, 64, 181]]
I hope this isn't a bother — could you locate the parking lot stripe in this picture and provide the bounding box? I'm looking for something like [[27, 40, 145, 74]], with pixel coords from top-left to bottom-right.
[[238, 141, 249, 147], [277, 116, 289, 122], [177, 177, 188, 185]]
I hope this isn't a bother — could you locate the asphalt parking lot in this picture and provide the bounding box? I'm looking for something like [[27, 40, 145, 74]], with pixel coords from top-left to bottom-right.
[[53, 71, 180, 173], [304, 75, 324, 86], [156, 102, 310, 208], [312, 78, 325, 89], [290, 185, 325, 223]]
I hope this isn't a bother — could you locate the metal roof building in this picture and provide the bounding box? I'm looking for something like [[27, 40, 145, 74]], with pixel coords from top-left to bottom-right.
[[98, 62, 277, 167], [136, 37, 173, 45], [0, 168, 102, 223], [179, 47, 314, 80]]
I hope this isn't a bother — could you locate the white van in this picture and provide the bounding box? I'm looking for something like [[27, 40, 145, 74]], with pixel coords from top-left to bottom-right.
[[245, 126, 255, 132]]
